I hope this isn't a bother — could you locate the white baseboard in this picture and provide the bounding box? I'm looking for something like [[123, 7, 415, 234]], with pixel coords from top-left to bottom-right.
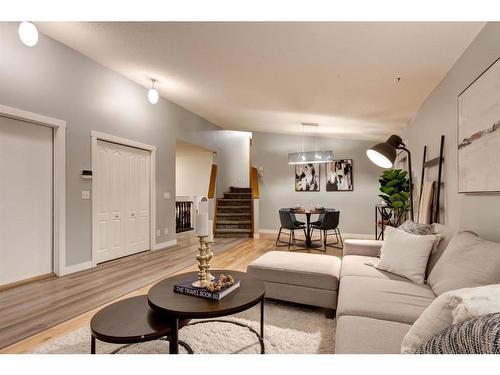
[[259, 229, 373, 239], [153, 239, 177, 250], [60, 261, 93, 276], [253, 233, 260, 239]]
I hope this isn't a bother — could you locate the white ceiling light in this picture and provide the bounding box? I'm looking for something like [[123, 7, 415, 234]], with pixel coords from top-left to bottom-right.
[[18, 21, 39, 47], [147, 79, 159, 104], [288, 123, 333, 165]]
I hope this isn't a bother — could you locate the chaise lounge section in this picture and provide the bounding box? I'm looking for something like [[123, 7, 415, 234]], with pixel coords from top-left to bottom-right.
[[246, 251, 341, 312]]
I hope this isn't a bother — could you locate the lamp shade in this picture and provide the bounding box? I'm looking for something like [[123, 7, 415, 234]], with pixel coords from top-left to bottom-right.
[[288, 150, 333, 165], [366, 135, 403, 168]]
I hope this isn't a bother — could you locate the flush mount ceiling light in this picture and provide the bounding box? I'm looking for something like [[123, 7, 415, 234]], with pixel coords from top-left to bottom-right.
[[288, 123, 333, 165], [18, 21, 38, 47], [147, 79, 159, 104]]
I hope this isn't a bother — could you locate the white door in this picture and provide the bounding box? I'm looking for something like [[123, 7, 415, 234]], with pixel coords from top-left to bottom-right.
[[0, 116, 53, 285], [94, 140, 150, 263], [124, 147, 150, 256], [94, 141, 124, 263]]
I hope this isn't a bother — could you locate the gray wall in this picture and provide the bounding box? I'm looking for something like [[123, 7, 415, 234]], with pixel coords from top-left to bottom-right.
[[252, 132, 383, 235], [403, 22, 500, 241], [0, 22, 247, 266]]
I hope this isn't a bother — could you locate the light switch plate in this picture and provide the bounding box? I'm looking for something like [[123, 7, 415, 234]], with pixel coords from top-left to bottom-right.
[[81, 191, 91, 200], [156, 229, 161, 237], [164, 228, 168, 235], [163, 192, 170, 199]]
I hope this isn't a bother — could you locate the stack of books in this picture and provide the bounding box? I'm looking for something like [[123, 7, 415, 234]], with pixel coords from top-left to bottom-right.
[[173, 276, 240, 301]]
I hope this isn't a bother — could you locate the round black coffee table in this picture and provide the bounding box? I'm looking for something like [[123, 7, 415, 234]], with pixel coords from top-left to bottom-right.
[[90, 295, 191, 354], [148, 270, 266, 354]]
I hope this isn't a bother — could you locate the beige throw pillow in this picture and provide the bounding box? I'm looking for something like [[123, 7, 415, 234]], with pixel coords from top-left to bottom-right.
[[427, 231, 500, 296], [376, 226, 440, 285]]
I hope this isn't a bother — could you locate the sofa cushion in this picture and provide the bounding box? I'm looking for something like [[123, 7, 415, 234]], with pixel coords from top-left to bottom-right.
[[376, 226, 439, 285], [343, 239, 383, 257], [337, 276, 436, 324], [246, 251, 340, 291], [335, 316, 411, 354], [340, 255, 408, 281], [427, 231, 500, 295], [426, 223, 457, 277]]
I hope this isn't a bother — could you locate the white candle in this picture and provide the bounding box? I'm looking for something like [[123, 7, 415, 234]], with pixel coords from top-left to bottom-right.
[[198, 197, 209, 214], [196, 213, 209, 237], [207, 220, 214, 243]]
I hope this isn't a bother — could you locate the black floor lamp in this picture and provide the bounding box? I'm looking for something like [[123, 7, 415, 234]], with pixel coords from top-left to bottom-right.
[[366, 135, 414, 221]]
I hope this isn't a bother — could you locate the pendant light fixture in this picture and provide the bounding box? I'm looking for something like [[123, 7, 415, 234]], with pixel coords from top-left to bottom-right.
[[288, 123, 333, 165], [18, 21, 39, 47], [147, 79, 159, 104]]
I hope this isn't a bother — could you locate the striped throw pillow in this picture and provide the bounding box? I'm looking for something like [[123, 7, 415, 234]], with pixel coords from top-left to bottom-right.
[[415, 313, 500, 354]]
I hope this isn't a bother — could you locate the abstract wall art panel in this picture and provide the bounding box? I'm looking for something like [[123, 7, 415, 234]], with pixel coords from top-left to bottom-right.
[[295, 163, 320, 191], [458, 57, 500, 193], [326, 159, 353, 191]]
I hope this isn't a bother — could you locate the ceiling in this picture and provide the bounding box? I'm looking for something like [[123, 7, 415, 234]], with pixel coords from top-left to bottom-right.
[[38, 22, 485, 140], [176, 139, 215, 154]]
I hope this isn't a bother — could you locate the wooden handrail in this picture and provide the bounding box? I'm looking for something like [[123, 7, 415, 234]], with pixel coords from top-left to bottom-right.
[[250, 167, 259, 199], [207, 164, 217, 199]]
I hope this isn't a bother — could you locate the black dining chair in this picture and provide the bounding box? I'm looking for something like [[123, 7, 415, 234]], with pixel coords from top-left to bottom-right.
[[290, 211, 305, 227], [310, 210, 343, 251], [310, 208, 336, 226], [276, 209, 307, 250]]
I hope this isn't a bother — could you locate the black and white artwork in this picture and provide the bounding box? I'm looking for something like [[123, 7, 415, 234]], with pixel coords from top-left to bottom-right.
[[458, 57, 500, 193], [326, 159, 353, 191], [295, 163, 320, 191]]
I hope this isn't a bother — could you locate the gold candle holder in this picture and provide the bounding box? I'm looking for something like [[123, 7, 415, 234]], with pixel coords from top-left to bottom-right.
[[192, 236, 211, 288], [205, 239, 215, 281]]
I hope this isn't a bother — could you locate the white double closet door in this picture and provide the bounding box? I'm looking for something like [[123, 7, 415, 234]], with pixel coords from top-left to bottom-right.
[[94, 140, 150, 264]]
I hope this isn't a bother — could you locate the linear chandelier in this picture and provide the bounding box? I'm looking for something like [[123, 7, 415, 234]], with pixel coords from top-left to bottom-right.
[[288, 123, 333, 165]]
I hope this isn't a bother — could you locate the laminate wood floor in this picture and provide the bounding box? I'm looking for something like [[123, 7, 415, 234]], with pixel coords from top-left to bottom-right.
[[0, 231, 346, 353], [0, 232, 247, 351]]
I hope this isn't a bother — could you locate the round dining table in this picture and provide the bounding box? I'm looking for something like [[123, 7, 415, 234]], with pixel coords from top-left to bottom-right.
[[292, 209, 325, 248]]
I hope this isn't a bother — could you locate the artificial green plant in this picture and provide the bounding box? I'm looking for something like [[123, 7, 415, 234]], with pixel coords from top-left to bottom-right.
[[378, 169, 410, 225]]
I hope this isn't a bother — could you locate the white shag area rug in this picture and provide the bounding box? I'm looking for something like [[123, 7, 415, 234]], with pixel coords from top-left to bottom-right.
[[32, 300, 336, 354]]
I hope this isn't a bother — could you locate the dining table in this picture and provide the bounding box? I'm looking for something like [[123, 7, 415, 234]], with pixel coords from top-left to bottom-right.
[[291, 209, 326, 248]]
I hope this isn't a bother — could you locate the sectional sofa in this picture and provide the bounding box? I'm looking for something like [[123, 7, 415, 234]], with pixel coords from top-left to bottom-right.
[[248, 223, 497, 353]]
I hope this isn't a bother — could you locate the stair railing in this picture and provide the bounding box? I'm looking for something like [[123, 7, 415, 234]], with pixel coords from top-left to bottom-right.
[[250, 167, 260, 238], [207, 164, 218, 234], [176, 201, 194, 233]]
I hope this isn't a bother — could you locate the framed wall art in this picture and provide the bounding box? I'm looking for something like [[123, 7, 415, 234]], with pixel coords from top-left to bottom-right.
[[295, 163, 320, 191], [458, 57, 500, 193], [326, 159, 353, 191]]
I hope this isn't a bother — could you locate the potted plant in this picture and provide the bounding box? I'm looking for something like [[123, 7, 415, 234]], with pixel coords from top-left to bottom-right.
[[378, 169, 410, 226]]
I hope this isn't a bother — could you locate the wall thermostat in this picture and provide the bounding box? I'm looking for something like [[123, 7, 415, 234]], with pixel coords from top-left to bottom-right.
[[81, 170, 93, 179]]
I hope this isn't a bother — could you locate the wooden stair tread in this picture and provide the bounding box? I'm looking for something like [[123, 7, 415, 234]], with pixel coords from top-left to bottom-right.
[[216, 220, 252, 224], [216, 213, 251, 216], [215, 228, 252, 233], [218, 206, 250, 209], [218, 198, 252, 202]]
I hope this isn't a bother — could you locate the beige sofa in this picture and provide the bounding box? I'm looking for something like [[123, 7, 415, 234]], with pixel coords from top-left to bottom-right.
[[335, 225, 455, 353], [247, 224, 491, 353]]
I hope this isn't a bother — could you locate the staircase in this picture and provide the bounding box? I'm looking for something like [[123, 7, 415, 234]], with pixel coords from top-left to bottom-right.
[[215, 186, 253, 238]]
